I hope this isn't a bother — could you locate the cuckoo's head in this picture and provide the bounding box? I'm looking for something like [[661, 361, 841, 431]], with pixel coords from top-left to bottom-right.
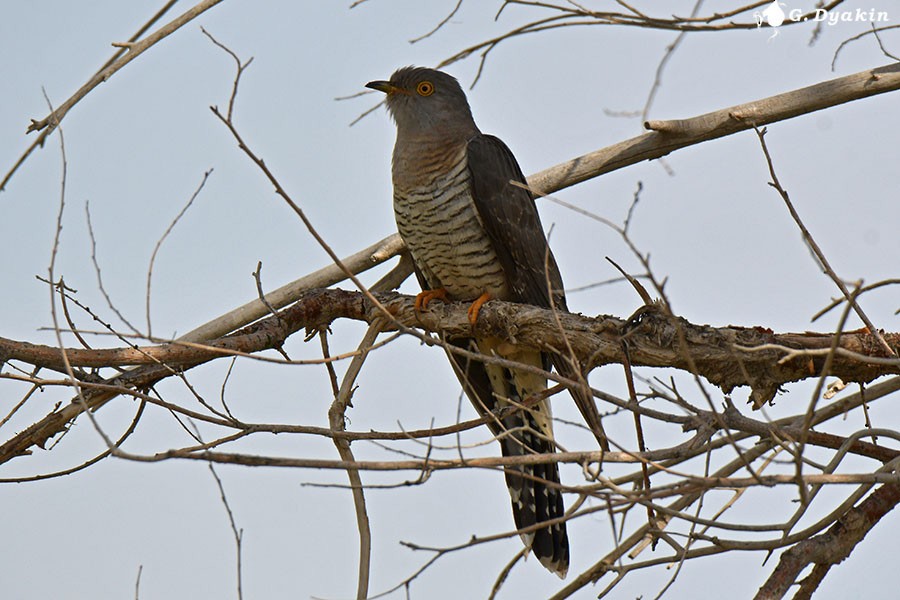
[[366, 66, 478, 136]]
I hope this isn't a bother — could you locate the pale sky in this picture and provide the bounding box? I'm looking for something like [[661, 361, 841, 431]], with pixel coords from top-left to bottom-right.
[[1, 2, 898, 599]]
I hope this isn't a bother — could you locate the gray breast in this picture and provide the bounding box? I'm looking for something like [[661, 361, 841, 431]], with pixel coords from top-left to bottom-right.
[[393, 145, 508, 301]]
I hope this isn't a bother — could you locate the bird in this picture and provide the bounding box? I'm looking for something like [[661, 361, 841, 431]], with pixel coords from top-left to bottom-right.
[[366, 66, 607, 577]]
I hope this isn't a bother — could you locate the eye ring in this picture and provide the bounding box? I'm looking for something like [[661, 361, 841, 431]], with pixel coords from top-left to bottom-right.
[[416, 81, 435, 96]]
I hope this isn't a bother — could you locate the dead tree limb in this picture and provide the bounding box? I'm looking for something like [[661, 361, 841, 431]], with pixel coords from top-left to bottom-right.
[[2, 289, 898, 465]]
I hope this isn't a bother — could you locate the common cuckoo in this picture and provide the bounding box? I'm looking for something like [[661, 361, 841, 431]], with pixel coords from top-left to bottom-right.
[[367, 66, 607, 577]]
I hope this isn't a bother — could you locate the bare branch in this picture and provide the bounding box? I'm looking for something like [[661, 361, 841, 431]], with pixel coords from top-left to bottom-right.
[[327, 323, 382, 600], [0, 0, 184, 191], [146, 169, 213, 337], [832, 24, 900, 70], [534, 62, 900, 194], [26, 0, 226, 136], [208, 463, 244, 600], [756, 482, 900, 599], [753, 126, 896, 358], [2, 289, 898, 388]]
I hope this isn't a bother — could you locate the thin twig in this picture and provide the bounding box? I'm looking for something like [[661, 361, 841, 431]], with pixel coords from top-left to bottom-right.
[[208, 463, 244, 600], [832, 23, 900, 70], [753, 126, 895, 358], [0, 0, 185, 191], [85, 201, 143, 336], [134, 564, 142, 600], [410, 0, 464, 43], [146, 169, 213, 336], [641, 0, 704, 122]]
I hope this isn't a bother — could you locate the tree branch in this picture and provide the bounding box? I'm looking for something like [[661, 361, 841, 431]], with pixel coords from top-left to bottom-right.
[[530, 62, 900, 193], [755, 482, 900, 599], [26, 0, 226, 136], [4, 290, 898, 385], [2, 288, 898, 467]]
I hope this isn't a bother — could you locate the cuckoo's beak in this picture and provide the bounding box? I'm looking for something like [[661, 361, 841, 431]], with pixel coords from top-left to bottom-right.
[[366, 80, 405, 95]]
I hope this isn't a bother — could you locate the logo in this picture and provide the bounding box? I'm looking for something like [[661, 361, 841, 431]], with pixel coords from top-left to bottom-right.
[[756, 1, 786, 32], [755, 3, 891, 40]]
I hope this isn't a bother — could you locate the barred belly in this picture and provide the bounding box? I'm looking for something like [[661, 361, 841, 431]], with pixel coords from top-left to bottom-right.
[[393, 147, 508, 301]]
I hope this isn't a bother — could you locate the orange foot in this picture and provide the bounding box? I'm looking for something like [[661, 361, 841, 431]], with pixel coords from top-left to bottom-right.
[[414, 288, 449, 312], [467, 292, 491, 325]]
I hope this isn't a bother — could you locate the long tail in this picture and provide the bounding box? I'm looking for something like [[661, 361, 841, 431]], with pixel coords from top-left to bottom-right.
[[498, 406, 569, 577], [447, 337, 569, 577]]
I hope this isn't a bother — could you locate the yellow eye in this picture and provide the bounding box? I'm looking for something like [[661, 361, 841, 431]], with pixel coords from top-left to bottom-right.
[[416, 81, 435, 96]]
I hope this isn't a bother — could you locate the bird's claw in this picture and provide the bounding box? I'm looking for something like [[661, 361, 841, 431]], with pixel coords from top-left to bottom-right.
[[414, 288, 449, 312], [467, 292, 491, 325]]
